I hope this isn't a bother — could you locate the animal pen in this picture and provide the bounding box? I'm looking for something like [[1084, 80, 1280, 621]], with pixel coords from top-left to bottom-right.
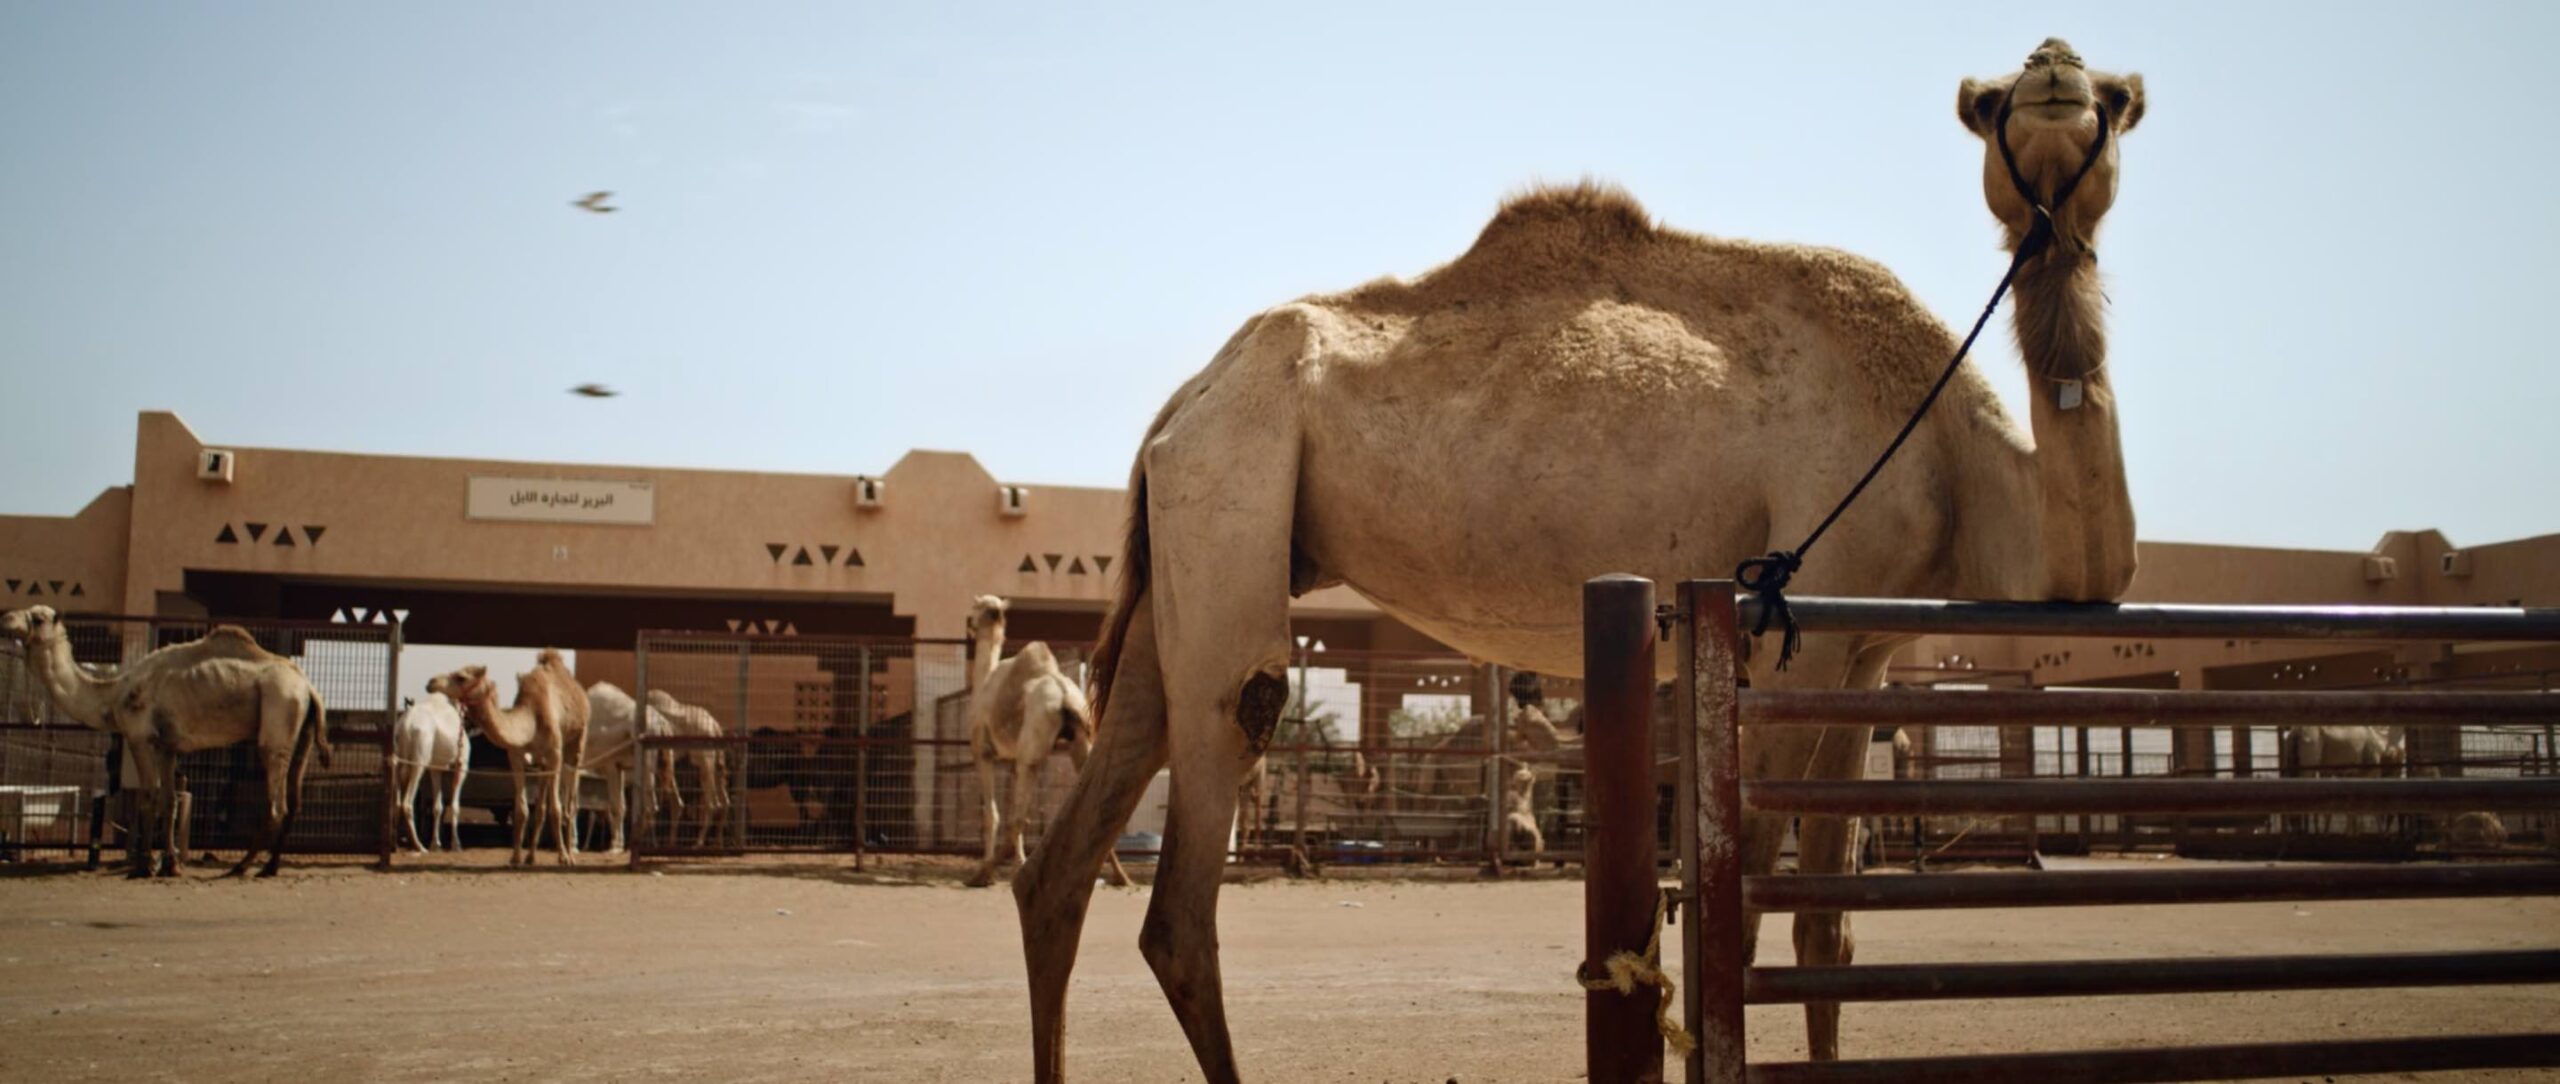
[[621, 628, 1588, 869], [0, 613, 398, 866], [1581, 577, 2560, 1084]]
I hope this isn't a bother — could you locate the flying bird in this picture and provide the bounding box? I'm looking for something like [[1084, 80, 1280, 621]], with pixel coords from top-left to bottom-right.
[[571, 384, 619, 399], [572, 191, 617, 213]]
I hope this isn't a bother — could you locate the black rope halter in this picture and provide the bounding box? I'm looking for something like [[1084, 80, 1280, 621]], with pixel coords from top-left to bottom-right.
[[1736, 74, 2112, 669]]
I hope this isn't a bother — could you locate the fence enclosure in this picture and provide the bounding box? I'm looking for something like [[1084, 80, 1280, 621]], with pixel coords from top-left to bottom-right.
[[0, 613, 397, 865], [1582, 579, 2560, 1084]]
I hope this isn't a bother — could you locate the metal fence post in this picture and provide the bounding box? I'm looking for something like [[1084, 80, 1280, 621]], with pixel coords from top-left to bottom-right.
[[1681, 580, 1747, 1084], [379, 621, 401, 870], [1583, 574, 1662, 1084], [854, 644, 871, 870], [631, 633, 651, 868], [1487, 663, 1508, 868], [734, 641, 751, 850]]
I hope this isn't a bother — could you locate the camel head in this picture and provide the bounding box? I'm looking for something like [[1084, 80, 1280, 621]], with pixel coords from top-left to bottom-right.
[[1, 605, 61, 646], [437, 665, 496, 709], [1507, 670, 1545, 709], [966, 594, 1009, 640], [1957, 37, 2144, 256]]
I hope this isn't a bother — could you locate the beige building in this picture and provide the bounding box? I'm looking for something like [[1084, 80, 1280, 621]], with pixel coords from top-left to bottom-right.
[[2, 411, 2553, 693]]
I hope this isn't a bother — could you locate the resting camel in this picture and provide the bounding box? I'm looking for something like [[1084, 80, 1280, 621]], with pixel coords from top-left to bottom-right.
[[1014, 37, 2146, 1078], [3, 605, 194, 868], [106, 626, 329, 879], [435, 651, 589, 865], [392, 691, 470, 853], [963, 595, 1132, 888]]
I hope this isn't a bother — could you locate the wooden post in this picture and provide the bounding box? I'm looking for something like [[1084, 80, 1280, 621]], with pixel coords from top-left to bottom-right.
[[1681, 580, 1747, 1084], [1583, 575, 1663, 1084]]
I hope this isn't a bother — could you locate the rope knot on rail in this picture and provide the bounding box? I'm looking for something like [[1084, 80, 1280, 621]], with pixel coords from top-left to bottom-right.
[[1734, 551, 1804, 670], [1575, 888, 1694, 1057]]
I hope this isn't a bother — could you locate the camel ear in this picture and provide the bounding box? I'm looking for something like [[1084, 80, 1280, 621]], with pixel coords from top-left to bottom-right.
[[2096, 72, 2144, 134], [1957, 77, 2005, 137]]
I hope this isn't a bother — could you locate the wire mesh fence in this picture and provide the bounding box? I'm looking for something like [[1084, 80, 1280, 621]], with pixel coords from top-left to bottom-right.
[[0, 613, 396, 865]]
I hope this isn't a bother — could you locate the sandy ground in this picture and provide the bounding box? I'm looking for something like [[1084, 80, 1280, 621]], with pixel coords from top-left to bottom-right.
[[0, 853, 2552, 1083]]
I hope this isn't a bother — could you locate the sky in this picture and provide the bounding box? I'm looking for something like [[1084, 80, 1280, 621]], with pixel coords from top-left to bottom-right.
[[3, 3, 2554, 552]]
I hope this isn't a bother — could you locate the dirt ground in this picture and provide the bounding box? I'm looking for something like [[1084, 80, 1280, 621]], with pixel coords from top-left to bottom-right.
[[0, 852, 2551, 1083]]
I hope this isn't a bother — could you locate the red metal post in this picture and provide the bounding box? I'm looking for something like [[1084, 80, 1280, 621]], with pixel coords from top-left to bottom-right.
[[1682, 580, 1747, 1084], [1583, 575, 1662, 1084]]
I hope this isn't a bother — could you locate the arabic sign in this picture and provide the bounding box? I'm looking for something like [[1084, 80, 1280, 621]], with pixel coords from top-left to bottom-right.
[[465, 476, 655, 526]]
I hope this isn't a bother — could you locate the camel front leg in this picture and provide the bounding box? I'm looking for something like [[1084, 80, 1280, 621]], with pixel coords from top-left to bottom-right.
[[1064, 737, 1133, 887], [546, 754, 578, 865], [508, 758, 532, 865], [689, 754, 723, 849], [966, 746, 1005, 887], [227, 745, 293, 878]]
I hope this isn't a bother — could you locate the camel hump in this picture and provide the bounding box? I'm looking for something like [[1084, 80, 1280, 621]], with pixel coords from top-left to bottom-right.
[[1472, 180, 1657, 252], [537, 647, 569, 669]]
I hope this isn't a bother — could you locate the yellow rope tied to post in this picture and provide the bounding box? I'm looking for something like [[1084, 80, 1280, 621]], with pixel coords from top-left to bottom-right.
[[1575, 887, 1695, 1057]]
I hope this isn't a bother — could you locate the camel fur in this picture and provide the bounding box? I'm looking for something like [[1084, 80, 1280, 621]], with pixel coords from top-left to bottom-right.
[[643, 687, 732, 848], [392, 691, 470, 853], [98, 621, 328, 879], [962, 595, 1133, 889], [436, 651, 589, 865], [1012, 37, 2147, 1079]]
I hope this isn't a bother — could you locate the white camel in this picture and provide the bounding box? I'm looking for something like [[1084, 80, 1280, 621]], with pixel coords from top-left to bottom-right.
[[644, 688, 732, 847], [392, 691, 470, 853], [1014, 37, 2149, 1079], [962, 595, 1132, 888]]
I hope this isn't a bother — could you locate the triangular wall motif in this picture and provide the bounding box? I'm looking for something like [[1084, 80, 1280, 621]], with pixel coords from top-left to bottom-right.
[[791, 548, 814, 567], [1019, 556, 1038, 573], [767, 543, 789, 563], [1067, 557, 1086, 575], [350, 607, 370, 624], [303, 526, 326, 544], [391, 609, 410, 624], [274, 528, 295, 547], [725, 619, 744, 632], [1044, 553, 1063, 571], [3, 579, 18, 593], [780, 622, 799, 636], [1094, 555, 1112, 575], [216, 525, 239, 544], [45, 581, 62, 596], [24, 583, 41, 597], [820, 544, 840, 565], [844, 547, 864, 567], [244, 523, 268, 543], [68, 584, 83, 597]]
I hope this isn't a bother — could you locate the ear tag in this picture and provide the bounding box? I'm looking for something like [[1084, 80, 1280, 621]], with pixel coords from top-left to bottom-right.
[[2057, 379, 2084, 410]]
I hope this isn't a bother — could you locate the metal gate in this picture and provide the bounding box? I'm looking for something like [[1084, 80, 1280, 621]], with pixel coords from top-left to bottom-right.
[[1, 613, 397, 865], [1581, 578, 2560, 1084]]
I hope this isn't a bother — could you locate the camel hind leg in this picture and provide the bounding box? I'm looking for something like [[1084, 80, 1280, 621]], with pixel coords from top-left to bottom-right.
[[966, 738, 1006, 887], [1062, 737, 1133, 887], [1015, 601, 1171, 1084]]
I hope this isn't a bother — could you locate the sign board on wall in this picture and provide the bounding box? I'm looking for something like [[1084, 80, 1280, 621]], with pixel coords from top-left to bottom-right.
[[465, 476, 655, 526]]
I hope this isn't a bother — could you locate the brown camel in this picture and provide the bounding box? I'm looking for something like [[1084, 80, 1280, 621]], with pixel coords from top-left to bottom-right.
[[435, 651, 590, 865], [1011, 37, 2145, 1079]]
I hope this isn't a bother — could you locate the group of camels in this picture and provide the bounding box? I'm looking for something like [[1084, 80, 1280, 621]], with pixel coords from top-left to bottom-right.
[[0, 605, 736, 871]]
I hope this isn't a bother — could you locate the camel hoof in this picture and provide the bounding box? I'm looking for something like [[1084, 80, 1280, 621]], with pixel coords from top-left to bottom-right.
[[255, 866, 280, 879], [124, 867, 152, 881], [963, 871, 998, 888]]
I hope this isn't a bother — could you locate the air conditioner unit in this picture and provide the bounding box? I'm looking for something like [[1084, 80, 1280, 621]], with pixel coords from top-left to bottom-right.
[[2441, 550, 2474, 578], [997, 484, 1029, 517], [2361, 555, 2398, 583], [197, 449, 236, 483], [853, 476, 885, 510]]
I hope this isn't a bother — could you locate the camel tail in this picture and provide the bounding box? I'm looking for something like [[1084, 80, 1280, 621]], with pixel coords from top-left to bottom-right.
[[305, 690, 332, 769], [1088, 397, 1178, 726]]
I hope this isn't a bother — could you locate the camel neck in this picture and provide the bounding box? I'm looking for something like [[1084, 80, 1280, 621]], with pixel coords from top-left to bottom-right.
[[971, 627, 1004, 689], [465, 697, 540, 750], [24, 633, 116, 728], [2012, 250, 2136, 600]]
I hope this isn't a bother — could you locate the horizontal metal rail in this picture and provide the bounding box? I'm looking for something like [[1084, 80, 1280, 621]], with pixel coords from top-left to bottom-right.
[[1738, 594, 2560, 641], [1744, 1033, 2560, 1084], [1745, 777, 2560, 816], [1744, 949, 2560, 1004], [1742, 688, 2554, 729], [1744, 863, 2560, 912]]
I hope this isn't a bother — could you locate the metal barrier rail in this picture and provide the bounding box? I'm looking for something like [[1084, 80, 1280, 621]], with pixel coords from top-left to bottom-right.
[[1579, 577, 2560, 1084]]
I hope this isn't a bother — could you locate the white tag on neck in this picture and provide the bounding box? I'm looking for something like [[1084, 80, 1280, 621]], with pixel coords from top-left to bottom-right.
[[2057, 379, 2084, 411]]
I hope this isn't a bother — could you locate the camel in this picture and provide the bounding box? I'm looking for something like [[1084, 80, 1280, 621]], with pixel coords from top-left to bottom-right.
[[1012, 37, 2146, 1078], [962, 595, 1133, 889], [436, 651, 590, 865], [577, 681, 669, 853], [2287, 725, 2405, 834], [642, 688, 731, 847], [392, 691, 470, 853], [104, 627, 329, 879], [2, 605, 194, 866], [1497, 758, 1545, 858]]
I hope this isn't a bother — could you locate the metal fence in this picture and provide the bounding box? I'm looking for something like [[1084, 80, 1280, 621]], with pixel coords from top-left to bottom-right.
[[0, 613, 397, 865], [625, 630, 1596, 868], [1583, 579, 2560, 1084]]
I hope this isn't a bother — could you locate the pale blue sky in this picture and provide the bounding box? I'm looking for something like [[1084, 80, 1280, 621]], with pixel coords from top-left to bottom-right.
[[4, 4, 2553, 551]]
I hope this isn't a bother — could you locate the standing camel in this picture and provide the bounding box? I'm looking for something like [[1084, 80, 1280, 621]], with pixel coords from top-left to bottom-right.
[[435, 651, 590, 865], [104, 626, 329, 879], [392, 691, 470, 853], [3, 605, 193, 868], [573, 681, 668, 854], [644, 688, 732, 847], [1013, 38, 2148, 1078], [961, 595, 1132, 888]]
